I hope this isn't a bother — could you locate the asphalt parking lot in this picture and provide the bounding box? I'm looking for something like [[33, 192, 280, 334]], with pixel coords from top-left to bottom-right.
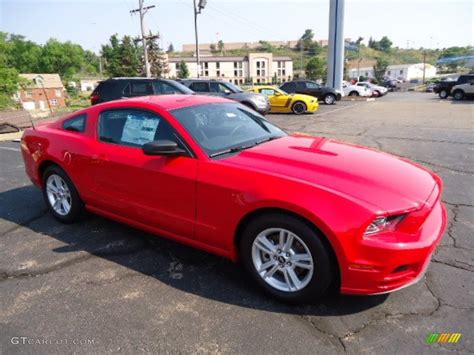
[[0, 92, 473, 354]]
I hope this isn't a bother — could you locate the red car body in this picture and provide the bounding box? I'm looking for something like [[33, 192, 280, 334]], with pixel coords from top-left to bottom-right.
[[21, 95, 447, 295]]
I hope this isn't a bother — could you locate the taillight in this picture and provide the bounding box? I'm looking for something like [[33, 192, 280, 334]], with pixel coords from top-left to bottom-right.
[[90, 94, 100, 105]]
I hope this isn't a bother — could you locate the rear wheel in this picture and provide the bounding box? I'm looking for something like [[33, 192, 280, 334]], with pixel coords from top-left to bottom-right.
[[324, 94, 336, 105], [453, 90, 464, 101], [349, 91, 359, 97], [291, 101, 307, 115], [373, 90, 381, 97], [42, 165, 84, 223], [439, 89, 449, 99], [240, 213, 334, 303]]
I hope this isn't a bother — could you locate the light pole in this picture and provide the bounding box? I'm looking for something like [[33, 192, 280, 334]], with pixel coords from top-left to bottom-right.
[[193, 0, 207, 78], [326, 0, 346, 92]]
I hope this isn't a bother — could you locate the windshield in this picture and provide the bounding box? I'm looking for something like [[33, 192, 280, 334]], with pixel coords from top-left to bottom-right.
[[224, 82, 244, 93], [171, 103, 286, 157]]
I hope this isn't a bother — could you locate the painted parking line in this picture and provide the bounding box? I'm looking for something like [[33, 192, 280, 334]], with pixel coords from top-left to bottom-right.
[[315, 102, 367, 117]]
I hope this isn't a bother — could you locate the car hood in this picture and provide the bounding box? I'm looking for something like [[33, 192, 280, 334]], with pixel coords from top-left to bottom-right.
[[222, 135, 436, 212], [230, 92, 266, 101]]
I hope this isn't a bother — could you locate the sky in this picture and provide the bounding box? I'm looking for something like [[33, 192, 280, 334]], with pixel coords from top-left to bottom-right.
[[0, 0, 473, 53]]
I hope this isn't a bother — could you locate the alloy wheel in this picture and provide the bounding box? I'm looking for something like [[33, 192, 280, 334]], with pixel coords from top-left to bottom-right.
[[251, 228, 314, 292], [46, 174, 72, 216]]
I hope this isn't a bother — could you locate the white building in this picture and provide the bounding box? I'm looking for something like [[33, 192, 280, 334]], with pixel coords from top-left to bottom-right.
[[349, 63, 437, 81], [165, 53, 293, 84]]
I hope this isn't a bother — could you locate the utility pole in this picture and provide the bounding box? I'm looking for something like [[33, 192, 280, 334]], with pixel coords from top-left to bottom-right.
[[193, 0, 207, 78], [326, 0, 346, 92], [131, 0, 155, 77], [422, 50, 426, 84]]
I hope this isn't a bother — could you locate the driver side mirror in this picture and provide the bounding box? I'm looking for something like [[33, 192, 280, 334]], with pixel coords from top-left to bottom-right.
[[142, 140, 186, 156], [223, 89, 231, 94], [274, 92, 282, 96]]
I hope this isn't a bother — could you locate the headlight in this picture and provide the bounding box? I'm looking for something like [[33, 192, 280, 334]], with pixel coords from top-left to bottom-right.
[[364, 215, 405, 235]]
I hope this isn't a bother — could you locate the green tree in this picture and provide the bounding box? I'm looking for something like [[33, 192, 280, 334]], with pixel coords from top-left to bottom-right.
[[177, 60, 190, 78], [0, 67, 21, 108], [297, 29, 315, 50], [217, 40, 224, 54], [101, 34, 141, 77], [257, 40, 274, 52], [373, 57, 389, 83], [147, 33, 168, 77], [167, 43, 174, 53], [379, 36, 393, 53], [305, 57, 325, 80], [209, 43, 217, 54]]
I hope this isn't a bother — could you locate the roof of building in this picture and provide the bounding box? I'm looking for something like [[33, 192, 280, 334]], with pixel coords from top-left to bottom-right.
[[168, 55, 292, 63], [20, 74, 64, 89]]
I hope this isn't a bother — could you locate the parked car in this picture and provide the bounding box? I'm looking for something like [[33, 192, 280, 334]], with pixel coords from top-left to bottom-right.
[[356, 82, 388, 97], [433, 74, 474, 99], [179, 79, 270, 115], [21, 94, 447, 302], [342, 81, 372, 97], [425, 83, 437, 92], [451, 79, 474, 100], [280, 80, 342, 105], [247, 85, 319, 114], [90, 78, 194, 105]]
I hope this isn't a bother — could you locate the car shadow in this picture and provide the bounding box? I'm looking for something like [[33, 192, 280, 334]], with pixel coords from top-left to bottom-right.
[[0, 185, 389, 316]]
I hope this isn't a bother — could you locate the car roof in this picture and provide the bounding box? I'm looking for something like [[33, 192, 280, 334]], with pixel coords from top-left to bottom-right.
[[102, 77, 176, 82], [101, 94, 233, 111]]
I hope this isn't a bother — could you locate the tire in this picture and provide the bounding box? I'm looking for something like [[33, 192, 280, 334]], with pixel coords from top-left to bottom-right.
[[453, 90, 464, 101], [439, 89, 449, 99], [42, 165, 84, 223], [373, 90, 381, 97], [291, 101, 307, 115], [240, 213, 334, 303], [323, 94, 336, 105], [348, 91, 359, 97]]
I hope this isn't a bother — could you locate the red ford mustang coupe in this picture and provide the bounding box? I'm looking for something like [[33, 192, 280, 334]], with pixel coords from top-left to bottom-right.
[[21, 95, 447, 302]]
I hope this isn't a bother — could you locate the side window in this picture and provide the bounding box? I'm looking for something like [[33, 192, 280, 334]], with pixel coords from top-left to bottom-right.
[[127, 81, 153, 96], [63, 114, 86, 133], [99, 109, 178, 148], [209, 82, 229, 93], [296, 82, 306, 90], [191, 82, 209, 92], [281, 82, 296, 92], [306, 82, 320, 89], [153, 81, 178, 95], [260, 88, 275, 96]]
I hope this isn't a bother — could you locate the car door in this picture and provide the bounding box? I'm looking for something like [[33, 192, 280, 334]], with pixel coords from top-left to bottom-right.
[[88, 108, 198, 239], [259, 88, 287, 110], [465, 79, 474, 94], [305, 82, 323, 99]]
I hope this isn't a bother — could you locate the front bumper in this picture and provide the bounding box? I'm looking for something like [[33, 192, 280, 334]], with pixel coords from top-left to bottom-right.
[[340, 199, 447, 295]]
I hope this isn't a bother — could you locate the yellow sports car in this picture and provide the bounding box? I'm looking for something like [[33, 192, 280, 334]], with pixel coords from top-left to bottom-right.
[[247, 86, 319, 114]]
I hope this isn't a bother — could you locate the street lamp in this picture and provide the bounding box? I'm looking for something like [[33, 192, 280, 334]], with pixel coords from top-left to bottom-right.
[[193, 0, 207, 78]]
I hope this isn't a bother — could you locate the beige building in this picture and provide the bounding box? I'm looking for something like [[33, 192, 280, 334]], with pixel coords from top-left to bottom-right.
[[166, 53, 293, 84]]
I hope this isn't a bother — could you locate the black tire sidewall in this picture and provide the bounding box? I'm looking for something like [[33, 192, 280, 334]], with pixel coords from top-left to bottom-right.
[[439, 90, 448, 99], [292, 101, 307, 115], [453, 90, 464, 100], [324, 94, 336, 105], [240, 213, 334, 303], [42, 165, 84, 223], [349, 91, 359, 96]]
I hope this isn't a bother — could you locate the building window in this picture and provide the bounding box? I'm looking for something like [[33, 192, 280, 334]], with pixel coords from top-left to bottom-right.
[[49, 99, 58, 106], [216, 70, 220, 77], [55, 89, 62, 97], [216, 62, 220, 69], [176, 63, 180, 69], [233, 61, 243, 77], [26, 90, 32, 98]]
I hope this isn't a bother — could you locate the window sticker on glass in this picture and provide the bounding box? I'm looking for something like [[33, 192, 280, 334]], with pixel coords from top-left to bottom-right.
[[121, 114, 159, 145], [226, 113, 237, 118]]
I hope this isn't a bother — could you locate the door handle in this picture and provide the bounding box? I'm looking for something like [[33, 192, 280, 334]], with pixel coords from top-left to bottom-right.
[[91, 155, 107, 164]]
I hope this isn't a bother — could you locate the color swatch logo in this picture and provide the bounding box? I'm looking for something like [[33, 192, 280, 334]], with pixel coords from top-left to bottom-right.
[[426, 333, 462, 344]]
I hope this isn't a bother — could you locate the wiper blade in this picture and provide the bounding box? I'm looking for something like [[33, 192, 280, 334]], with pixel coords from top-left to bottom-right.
[[209, 136, 281, 158]]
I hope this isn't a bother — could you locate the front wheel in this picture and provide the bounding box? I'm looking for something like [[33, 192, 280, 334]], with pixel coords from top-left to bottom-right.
[[42, 165, 84, 223], [439, 89, 449, 99], [348, 91, 359, 97], [453, 90, 464, 101], [240, 213, 334, 303], [291, 101, 307, 115], [324, 94, 336, 105]]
